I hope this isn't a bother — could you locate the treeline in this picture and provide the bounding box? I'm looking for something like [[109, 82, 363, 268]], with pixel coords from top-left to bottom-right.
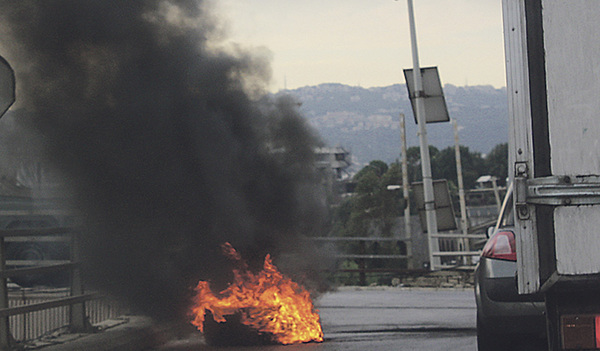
[[404, 143, 508, 190], [329, 143, 508, 238]]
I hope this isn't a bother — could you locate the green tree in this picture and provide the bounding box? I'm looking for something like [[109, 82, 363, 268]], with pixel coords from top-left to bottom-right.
[[485, 143, 508, 186], [433, 146, 486, 189], [329, 161, 409, 278], [333, 143, 508, 238], [334, 161, 406, 238], [406, 145, 439, 184], [354, 160, 388, 182], [404, 144, 511, 190]]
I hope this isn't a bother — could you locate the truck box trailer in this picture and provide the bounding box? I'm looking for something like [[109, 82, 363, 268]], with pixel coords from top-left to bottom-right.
[[503, 0, 600, 349]]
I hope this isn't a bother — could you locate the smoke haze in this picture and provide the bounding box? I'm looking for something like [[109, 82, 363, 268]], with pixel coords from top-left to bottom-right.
[[0, 0, 326, 323]]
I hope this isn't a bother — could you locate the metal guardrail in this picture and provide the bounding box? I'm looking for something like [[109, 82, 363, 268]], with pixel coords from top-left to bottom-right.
[[312, 223, 492, 275], [5, 289, 125, 344], [0, 226, 96, 350], [309, 237, 412, 286], [427, 218, 496, 270]]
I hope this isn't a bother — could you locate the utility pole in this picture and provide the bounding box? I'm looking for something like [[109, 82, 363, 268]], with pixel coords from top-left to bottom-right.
[[407, 0, 439, 269], [453, 119, 470, 264], [399, 113, 413, 268]]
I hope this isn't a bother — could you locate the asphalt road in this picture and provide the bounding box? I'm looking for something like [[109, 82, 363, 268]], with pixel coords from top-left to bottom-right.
[[150, 287, 477, 351]]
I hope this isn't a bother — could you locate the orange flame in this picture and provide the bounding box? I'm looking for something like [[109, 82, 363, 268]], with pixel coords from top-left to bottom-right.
[[190, 243, 324, 345]]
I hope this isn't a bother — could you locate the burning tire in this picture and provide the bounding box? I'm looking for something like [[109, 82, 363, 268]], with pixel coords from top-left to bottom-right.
[[191, 243, 324, 346], [202, 311, 277, 346]]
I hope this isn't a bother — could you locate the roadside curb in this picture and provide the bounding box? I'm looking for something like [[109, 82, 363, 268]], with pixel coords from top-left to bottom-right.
[[335, 270, 475, 290], [395, 270, 474, 289], [31, 316, 161, 351]]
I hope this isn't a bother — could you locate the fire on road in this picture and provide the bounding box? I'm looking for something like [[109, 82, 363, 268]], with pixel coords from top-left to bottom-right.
[[149, 287, 477, 351]]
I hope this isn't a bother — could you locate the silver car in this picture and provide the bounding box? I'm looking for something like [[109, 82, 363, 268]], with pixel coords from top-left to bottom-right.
[[474, 183, 547, 350]]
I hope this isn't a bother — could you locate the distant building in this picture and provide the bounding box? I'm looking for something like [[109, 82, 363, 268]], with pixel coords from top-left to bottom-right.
[[475, 175, 498, 189], [314, 147, 351, 180], [314, 147, 351, 204]]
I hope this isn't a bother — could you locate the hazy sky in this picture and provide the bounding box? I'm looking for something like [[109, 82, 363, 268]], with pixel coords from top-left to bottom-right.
[[215, 0, 506, 92]]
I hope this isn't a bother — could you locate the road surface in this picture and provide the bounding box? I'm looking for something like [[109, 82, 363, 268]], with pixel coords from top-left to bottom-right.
[[149, 287, 477, 351]]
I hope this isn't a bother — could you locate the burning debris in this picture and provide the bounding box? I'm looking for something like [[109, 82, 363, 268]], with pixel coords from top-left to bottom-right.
[[191, 243, 323, 345], [0, 0, 327, 325]]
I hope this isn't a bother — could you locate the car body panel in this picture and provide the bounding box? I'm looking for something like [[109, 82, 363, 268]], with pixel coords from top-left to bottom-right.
[[474, 184, 547, 344], [475, 257, 546, 337]]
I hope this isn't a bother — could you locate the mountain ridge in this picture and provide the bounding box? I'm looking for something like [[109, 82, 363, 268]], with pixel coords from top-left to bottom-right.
[[275, 83, 508, 169]]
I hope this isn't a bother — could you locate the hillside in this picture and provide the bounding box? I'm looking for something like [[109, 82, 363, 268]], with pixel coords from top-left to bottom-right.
[[276, 83, 508, 170]]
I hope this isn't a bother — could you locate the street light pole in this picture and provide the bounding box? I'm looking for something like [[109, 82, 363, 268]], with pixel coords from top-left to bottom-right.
[[407, 0, 439, 269]]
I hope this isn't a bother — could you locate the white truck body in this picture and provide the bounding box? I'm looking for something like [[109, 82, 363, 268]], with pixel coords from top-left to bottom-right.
[[504, 0, 600, 294], [504, 1, 600, 348]]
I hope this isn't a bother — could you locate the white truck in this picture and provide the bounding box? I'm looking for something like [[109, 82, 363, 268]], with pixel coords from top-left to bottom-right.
[[504, 0, 600, 349]]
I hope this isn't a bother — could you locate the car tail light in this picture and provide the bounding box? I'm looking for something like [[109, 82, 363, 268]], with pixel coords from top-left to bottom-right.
[[481, 230, 516, 261]]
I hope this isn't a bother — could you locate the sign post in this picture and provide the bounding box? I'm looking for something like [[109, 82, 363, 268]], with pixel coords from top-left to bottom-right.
[[0, 55, 15, 118], [404, 0, 450, 269], [0, 55, 14, 348]]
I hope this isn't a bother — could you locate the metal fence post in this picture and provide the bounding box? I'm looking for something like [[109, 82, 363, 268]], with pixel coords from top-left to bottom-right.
[[358, 240, 366, 286], [0, 236, 13, 349], [69, 230, 89, 332]]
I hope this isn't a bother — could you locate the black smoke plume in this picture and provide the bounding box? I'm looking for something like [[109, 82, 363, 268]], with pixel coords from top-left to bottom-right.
[[0, 0, 327, 324]]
